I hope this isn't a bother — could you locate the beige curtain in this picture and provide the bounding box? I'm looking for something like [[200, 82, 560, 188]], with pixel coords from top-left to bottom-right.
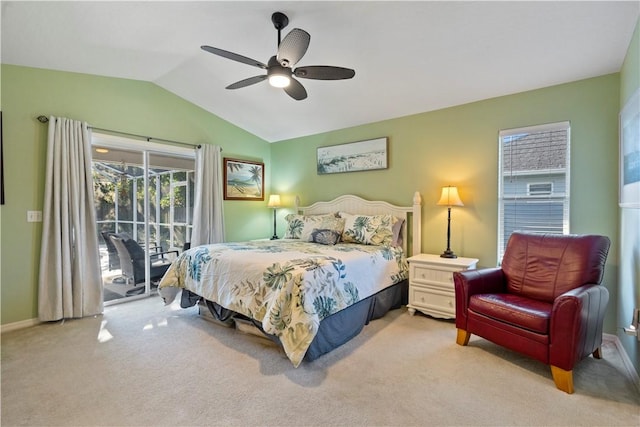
[[190, 144, 225, 246], [38, 116, 103, 321]]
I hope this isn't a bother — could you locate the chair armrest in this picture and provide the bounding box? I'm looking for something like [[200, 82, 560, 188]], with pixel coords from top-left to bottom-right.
[[138, 242, 163, 252], [549, 284, 609, 371], [150, 250, 179, 262], [454, 268, 506, 329], [454, 268, 506, 295]]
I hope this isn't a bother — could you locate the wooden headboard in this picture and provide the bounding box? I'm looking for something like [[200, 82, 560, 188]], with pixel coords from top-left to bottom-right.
[[295, 192, 422, 256]]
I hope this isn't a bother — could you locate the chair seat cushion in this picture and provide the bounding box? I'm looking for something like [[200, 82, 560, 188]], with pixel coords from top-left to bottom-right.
[[469, 293, 552, 334]]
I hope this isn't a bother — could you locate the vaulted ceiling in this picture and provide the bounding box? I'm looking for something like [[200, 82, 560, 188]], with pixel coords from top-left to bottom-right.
[[2, 1, 638, 142]]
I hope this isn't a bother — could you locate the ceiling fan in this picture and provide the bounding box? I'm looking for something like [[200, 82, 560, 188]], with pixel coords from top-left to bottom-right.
[[201, 12, 355, 101]]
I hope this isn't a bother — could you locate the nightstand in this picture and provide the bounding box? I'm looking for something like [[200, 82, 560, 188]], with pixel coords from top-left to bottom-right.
[[407, 254, 479, 319]]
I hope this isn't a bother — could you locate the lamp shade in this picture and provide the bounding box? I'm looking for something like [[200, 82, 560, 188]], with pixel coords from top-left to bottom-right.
[[267, 194, 281, 208], [437, 186, 464, 207]]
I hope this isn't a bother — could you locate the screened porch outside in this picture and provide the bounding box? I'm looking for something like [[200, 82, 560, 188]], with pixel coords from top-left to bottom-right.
[[93, 155, 195, 302]]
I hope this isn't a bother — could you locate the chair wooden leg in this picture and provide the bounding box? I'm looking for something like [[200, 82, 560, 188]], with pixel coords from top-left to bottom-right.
[[550, 365, 574, 394], [592, 347, 603, 359], [456, 329, 470, 346]]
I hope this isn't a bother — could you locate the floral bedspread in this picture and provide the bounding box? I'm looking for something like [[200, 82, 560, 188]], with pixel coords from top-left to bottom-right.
[[158, 239, 408, 366]]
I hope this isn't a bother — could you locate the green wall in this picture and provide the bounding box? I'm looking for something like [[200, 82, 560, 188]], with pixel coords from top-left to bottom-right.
[[0, 64, 271, 324], [272, 74, 621, 334], [618, 18, 640, 372]]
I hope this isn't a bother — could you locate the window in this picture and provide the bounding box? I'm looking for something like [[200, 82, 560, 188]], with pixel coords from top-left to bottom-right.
[[498, 121, 570, 262]]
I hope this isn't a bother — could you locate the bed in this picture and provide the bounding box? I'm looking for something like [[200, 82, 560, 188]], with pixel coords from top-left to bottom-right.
[[158, 192, 422, 366]]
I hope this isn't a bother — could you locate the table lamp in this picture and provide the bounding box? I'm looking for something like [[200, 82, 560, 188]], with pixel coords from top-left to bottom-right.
[[437, 186, 464, 258], [267, 194, 281, 240]]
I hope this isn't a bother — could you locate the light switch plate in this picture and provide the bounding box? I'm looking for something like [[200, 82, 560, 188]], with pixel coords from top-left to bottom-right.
[[27, 211, 42, 222]]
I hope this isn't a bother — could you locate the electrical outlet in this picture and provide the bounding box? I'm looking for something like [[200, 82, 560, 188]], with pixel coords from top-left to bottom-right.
[[27, 211, 42, 222]]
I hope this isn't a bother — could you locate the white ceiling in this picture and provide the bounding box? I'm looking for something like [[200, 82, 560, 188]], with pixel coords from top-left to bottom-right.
[[2, 1, 638, 142]]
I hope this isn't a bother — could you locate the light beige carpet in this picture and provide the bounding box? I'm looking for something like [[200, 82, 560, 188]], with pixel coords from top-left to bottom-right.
[[1, 295, 638, 426]]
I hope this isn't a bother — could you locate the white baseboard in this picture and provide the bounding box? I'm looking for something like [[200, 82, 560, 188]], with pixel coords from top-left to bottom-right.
[[603, 333, 640, 395], [1, 317, 40, 334]]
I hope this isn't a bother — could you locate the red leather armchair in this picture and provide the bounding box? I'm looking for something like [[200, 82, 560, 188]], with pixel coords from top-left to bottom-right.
[[454, 232, 610, 394]]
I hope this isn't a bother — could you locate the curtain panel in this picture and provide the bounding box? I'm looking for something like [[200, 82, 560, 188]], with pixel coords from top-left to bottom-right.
[[38, 116, 103, 321], [191, 144, 225, 246]]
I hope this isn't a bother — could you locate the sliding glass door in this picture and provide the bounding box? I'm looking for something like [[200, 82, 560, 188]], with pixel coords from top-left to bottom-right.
[[92, 135, 195, 304]]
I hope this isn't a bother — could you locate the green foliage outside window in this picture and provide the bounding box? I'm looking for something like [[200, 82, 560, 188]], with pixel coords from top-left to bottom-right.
[[93, 163, 194, 249]]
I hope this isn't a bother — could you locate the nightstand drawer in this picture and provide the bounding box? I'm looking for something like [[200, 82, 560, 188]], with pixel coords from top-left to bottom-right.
[[411, 266, 454, 286], [409, 287, 455, 317]]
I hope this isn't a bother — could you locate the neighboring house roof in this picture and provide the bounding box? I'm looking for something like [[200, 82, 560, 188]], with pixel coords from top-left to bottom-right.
[[503, 131, 567, 172]]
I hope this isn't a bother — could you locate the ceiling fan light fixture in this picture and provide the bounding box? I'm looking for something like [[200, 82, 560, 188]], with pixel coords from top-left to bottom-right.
[[268, 74, 290, 88], [267, 56, 291, 87]]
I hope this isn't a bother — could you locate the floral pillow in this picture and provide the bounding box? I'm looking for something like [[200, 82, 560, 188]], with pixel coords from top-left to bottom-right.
[[283, 214, 337, 239], [338, 212, 401, 246]]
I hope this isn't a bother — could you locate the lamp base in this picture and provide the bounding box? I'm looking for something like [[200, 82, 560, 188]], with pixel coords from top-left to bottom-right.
[[440, 249, 458, 259], [270, 235, 279, 240]]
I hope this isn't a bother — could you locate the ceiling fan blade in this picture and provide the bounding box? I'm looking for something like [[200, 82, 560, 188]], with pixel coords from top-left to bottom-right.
[[294, 66, 355, 80], [201, 45, 267, 69], [226, 75, 268, 90], [276, 28, 310, 67], [283, 77, 307, 100]]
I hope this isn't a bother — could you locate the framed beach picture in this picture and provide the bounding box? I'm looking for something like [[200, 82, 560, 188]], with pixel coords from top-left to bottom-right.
[[223, 158, 264, 201], [619, 88, 640, 208], [317, 137, 388, 175]]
